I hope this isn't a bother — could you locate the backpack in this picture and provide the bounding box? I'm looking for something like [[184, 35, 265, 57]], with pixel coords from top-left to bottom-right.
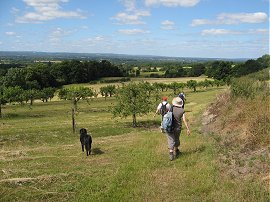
[[162, 107, 174, 133], [160, 102, 168, 116]]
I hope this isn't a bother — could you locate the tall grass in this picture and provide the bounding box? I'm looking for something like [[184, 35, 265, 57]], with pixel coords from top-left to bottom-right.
[[228, 69, 269, 148], [202, 69, 269, 194]]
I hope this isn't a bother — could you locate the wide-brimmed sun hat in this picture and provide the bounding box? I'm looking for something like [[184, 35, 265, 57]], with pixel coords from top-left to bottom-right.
[[172, 97, 183, 107]]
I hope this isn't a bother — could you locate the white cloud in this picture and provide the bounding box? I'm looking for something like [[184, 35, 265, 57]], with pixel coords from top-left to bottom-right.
[[119, 0, 137, 11], [0, 41, 3, 45], [118, 29, 150, 35], [5, 32, 17, 36], [145, 0, 200, 7], [87, 36, 105, 42], [201, 28, 269, 36], [201, 29, 241, 36], [161, 20, 176, 30], [11, 7, 20, 14], [111, 10, 150, 25], [16, 0, 85, 23], [248, 29, 269, 34], [191, 19, 212, 26], [191, 12, 268, 26], [112, 0, 151, 25], [218, 12, 268, 24], [49, 27, 72, 43]]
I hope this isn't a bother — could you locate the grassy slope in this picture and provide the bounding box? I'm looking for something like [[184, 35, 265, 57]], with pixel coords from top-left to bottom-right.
[[0, 87, 268, 201]]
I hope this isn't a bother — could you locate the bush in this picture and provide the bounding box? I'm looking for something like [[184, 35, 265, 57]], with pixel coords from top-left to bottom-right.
[[230, 77, 268, 99]]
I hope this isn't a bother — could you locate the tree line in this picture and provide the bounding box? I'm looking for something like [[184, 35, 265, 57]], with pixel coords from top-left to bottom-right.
[[156, 54, 270, 81], [0, 59, 123, 90]]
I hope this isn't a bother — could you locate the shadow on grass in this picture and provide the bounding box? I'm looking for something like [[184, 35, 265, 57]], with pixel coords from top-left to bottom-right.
[[181, 145, 206, 156], [121, 120, 160, 129], [136, 120, 161, 129], [92, 148, 104, 155], [184, 110, 192, 113], [3, 113, 45, 119]]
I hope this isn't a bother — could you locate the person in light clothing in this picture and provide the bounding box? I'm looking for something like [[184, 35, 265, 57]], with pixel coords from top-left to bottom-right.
[[166, 97, 190, 161], [154, 96, 171, 131]]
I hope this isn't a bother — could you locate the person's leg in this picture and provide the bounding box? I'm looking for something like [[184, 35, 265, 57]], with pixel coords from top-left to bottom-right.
[[160, 115, 164, 132], [174, 129, 181, 157], [166, 132, 175, 160]]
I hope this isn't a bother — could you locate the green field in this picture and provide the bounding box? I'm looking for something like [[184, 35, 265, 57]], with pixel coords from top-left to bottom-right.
[[0, 80, 268, 201]]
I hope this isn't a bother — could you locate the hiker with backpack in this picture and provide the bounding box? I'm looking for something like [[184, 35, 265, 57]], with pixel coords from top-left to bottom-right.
[[154, 96, 171, 132], [162, 97, 190, 161]]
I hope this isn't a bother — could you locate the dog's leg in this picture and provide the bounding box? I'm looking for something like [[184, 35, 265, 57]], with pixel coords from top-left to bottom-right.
[[81, 144, 84, 152]]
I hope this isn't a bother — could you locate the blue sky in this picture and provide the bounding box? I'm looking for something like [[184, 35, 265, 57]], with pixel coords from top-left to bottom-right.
[[0, 0, 269, 58]]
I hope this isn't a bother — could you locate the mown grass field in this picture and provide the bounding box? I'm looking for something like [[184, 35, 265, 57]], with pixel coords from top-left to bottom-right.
[[0, 80, 269, 201]]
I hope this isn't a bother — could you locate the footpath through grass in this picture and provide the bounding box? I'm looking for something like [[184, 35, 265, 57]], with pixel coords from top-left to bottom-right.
[[0, 88, 268, 201]]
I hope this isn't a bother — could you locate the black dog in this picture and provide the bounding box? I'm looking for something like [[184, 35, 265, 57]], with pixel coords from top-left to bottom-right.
[[79, 128, 92, 156]]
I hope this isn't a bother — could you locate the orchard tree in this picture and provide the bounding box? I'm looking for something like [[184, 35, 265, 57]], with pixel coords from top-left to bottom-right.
[[169, 82, 186, 94], [100, 85, 116, 100], [169, 82, 180, 95], [154, 83, 167, 92], [40, 87, 56, 102], [0, 87, 7, 118], [4, 86, 24, 104], [58, 87, 94, 133], [106, 85, 116, 97], [112, 82, 152, 127], [100, 86, 109, 100], [178, 82, 186, 92], [143, 82, 154, 96], [23, 89, 40, 106], [187, 80, 198, 92]]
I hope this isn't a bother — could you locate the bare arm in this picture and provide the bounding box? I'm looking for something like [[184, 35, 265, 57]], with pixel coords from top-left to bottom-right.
[[182, 113, 190, 135], [154, 104, 161, 117]]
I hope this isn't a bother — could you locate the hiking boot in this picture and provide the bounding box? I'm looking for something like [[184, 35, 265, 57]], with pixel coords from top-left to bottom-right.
[[175, 149, 181, 158], [169, 152, 174, 161]]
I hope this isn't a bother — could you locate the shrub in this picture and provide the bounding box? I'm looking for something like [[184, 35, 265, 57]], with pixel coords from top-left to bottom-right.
[[230, 77, 268, 99]]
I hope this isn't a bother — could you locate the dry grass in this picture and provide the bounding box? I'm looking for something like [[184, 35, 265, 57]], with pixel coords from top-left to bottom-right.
[[202, 89, 270, 190]]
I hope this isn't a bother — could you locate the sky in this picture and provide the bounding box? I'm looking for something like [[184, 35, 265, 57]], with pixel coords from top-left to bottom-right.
[[0, 0, 269, 58]]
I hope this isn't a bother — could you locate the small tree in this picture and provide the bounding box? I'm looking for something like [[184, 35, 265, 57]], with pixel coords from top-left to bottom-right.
[[112, 82, 152, 127], [58, 87, 94, 133], [23, 89, 40, 106], [187, 80, 198, 92], [143, 82, 154, 96], [169, 82, 179, 95], [100, 85, 116, 100], [106, 85, 116, 97], [40, 87, 56, 102], [100, 86, 109, 100], [4, 86, 25, 104], [0, 87, 7, 118]]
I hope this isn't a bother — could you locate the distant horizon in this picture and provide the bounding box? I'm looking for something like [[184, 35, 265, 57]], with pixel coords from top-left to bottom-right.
[[0, 50, 261, 60]]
